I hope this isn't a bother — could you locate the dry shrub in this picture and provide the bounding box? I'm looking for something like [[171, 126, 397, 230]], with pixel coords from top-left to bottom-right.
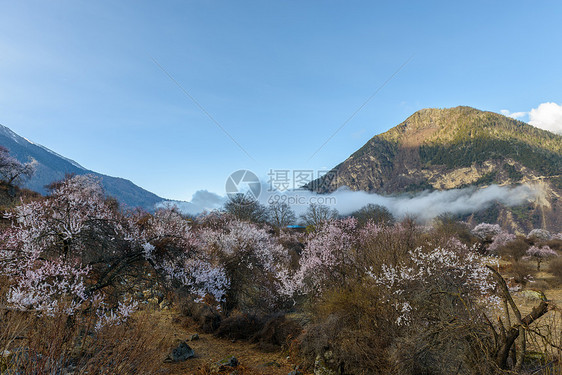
[[546, 239, 562, 252], [76, 311, 171, 374], [278, 233, 305, 270], [357, 219, 422, 273], [215, 311, 264, 340], [180, 296, 302, 348], [388, 322, 498, 375], [297, 225, 509, 374], [431, 214, 474, 245], [214, 311, 302, 352], [0, 307, 170, 375], [510, 261, 536, 286], [384, 279, 498, 375], [518, 309, 562, 374], [548, 256, 562, 285], [251, 313, 302, 352], [499, 238, 529, 262], [181, 300, 222, 333], [299, 282, 395, 374]]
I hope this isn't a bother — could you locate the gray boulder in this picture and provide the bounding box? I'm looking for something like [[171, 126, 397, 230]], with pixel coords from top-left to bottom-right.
[[166, 341, 195, 362]]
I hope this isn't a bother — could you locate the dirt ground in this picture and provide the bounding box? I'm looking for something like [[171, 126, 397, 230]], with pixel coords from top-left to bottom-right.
[[151, 311, 302, 375]]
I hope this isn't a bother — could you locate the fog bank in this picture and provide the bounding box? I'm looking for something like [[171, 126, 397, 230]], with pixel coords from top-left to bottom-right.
[[162, 184, 538, 222]]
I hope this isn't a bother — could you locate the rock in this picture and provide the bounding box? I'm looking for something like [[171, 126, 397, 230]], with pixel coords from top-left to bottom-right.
[[520, 289, 547, 301], [210, 356, 238, 373], [288, 371, 303, 375], [166, 341, 195, 362], [220, 355, 238, 367], [189, 333, 200, 341]]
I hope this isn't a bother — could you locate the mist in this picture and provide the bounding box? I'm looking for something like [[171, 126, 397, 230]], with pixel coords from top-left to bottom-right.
[[163, 183, 539, 222], [157, 190, 225, 215], [327, 184, 538, 221]]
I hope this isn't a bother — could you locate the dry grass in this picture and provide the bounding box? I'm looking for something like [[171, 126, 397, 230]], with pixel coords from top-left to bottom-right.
[[0, 304, 172, 374]]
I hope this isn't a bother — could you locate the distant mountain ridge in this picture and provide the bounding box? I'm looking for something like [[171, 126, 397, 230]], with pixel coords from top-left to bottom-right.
[[307, 106, 562, 231], [0, 124, 163, 210]]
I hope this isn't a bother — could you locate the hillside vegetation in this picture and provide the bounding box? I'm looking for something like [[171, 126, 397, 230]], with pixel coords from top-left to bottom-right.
[[307, 106, 562, 231]]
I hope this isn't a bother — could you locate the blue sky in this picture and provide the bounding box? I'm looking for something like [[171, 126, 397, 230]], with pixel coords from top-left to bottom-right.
[[1, 1, 561, 201]]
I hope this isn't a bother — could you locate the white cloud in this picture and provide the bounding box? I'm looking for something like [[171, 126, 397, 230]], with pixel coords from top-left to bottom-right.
[[158, 190, 225, 215], [528, 102, 562, 134], [500, 109, 527, 119]]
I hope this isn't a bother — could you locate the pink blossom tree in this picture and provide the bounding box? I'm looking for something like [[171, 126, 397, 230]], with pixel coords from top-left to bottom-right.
[[0, 175, 136, 320], [197, 218, 290, 311], [471, 223, 518, 254], [0, 145, 35, 187], [280, 217, 358, 297], [369, 245, 499, 326], [471, 223, 502, 242], [525, 245, 558, 271], [137, 208, 231, 306], [0, 175, 226, 323], [527, 229, 552, 241], [488, 231, 516, 253]]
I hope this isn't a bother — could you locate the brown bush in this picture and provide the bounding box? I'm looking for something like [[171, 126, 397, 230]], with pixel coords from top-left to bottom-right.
[[251, 313, 302, 352], [76, 312, 171, 374], [299, 282, 395, 374], [215, 311, 264, 340], [297, 226, 519, 374], [499, 238, 529, 262], [546, 239, 562, 252], [431, 214, 474, 245], [548, 256, 562, 285], [0, 307, 170, 374], [213, 311, 303, 352], [357, 220, 423, 274], [388, 322, 498, 375], [509, 261, 536, 286], [181, 300, 222, 333]]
